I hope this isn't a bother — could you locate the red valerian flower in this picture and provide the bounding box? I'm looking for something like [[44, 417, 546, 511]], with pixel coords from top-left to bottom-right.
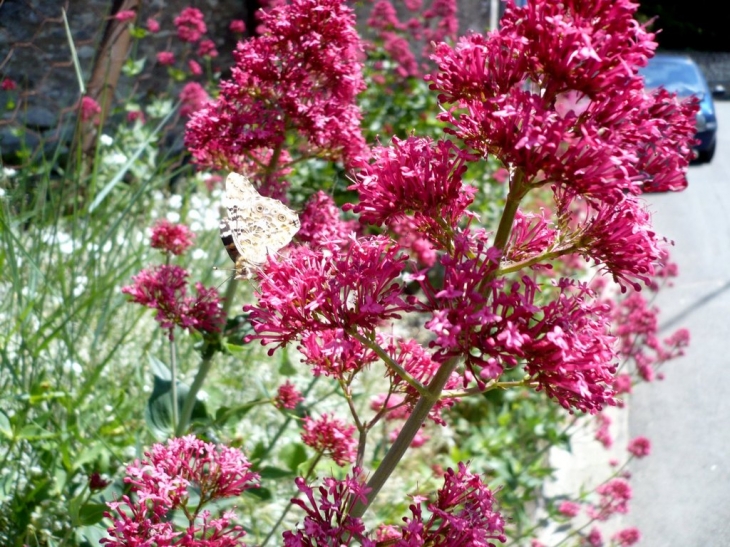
[[197, 39, 218, 58], [245, 235, 414, 352], [229, 19, 246, 34], [590, 478, 632, 521], [594, 412, 612, 449], [558, 500, 581, 518], [156, 51, 175, 66], [377, 335, 460, 425], [612, 527, 641, 546], [113, 10, 136, 22], [347, 137, 477, 247], [390, 217, 437, 267], [188, 59, 203, 76], [520, 279, 617, 414], [394, 463, 506, 546], [297, 191, 358, 251], [301, 413, 357, 466], [419, 231, 617, 413], [586, 527, 604, 547], [298, 329, 379, 377], [1, 78, 17, 91], [102, 436, 259, 547], [146, 18, 160, 33], [568, 194, 661, 292], [627, 436, 651, 458], [505, 210, 557, 265], [174, 7, 207, 43], [427, 0, 697, 204], [80, 96, 102, 123], [122, 265, 225, 337], [275, 380, 304, 410], [185, 0, 368, 169], [283, 470, 374, 546], [179, 82, 210, 117], [149, 219, 196, 255]]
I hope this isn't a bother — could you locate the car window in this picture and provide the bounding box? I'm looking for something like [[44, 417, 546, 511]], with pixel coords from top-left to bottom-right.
[[639, 59, 705, 97]]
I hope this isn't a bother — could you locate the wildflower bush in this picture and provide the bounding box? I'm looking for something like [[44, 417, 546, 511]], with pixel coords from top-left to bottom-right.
[[0, 0, 694, 545]]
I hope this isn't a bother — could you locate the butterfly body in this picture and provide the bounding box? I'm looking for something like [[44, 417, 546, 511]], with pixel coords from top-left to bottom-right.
[[220, 172, 300, 279]]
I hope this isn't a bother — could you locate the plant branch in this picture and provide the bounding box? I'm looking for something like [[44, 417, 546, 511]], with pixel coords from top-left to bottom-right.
[[349, 356, 461, 519]]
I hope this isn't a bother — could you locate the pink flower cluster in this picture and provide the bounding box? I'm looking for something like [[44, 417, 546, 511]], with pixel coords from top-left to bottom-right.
[[393, 463, 506, 546], [608, 290, 690, 381], [80, 96, 102, 123], [284, 470, 374, 546], [174, 7, 207, 43], [283, 464, 504, 546], [275, 381, 304, 410], [347, 137, 477, 247], [245, 235, 414, 351], [102, 436, 259, 547], [185, 0, 368, 170], [297, 191, 359, 251], [150, 219, 196, 255], [179, 81, 210, 117], [122, 265, 225, 338], [301, 413, 357, 466], [364, 0, 458, 79], [417, 232, 617, 413], [590, 478, 632, 521], [427, 0, 697, 202]]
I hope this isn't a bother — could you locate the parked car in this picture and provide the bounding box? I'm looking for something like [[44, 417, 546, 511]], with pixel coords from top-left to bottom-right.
[[639, 53, 721, 163]]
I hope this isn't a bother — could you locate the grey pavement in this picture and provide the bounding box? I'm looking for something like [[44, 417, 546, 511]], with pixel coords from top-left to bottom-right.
[[629, 101, 730, 545]]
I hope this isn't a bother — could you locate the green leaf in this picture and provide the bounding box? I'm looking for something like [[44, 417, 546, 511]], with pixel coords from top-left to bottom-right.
[[280, 442, 308, 472], [79, 503, 107, 525], [144, 359, 208, 439], [213, 400, 263, 425], [0, 410, 12, 440], [257, 466, 295, 480], [245, 486, 272, 501], [278, 346, 297, 376]]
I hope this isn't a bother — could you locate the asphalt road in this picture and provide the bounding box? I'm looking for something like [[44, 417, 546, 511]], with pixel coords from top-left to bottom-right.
[[629, 101, 730, 545]]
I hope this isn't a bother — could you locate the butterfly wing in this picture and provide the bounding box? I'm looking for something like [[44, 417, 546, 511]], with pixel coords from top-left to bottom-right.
[[223, 172, 301, 270]]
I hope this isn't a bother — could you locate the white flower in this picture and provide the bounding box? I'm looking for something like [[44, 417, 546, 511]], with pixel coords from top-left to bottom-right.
[[192, 248, 208, 260], [105, 152, 128, 166], [73, 276, 88, 297], [100, 134, 113, 146], [166, 211, 180, 222], [168, 194, 183, 209], [62, 359, 83, 376]]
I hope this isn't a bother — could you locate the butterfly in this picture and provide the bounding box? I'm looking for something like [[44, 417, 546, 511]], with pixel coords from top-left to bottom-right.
[[220, 172, 300, 280]]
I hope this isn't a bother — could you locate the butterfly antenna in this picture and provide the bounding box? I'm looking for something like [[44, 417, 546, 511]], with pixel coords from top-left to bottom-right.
[[212, 265, 236, 288]]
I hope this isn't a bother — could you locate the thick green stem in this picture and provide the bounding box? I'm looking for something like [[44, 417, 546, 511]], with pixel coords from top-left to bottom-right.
[[175, 352, 213, 437], [492, 169, 529, 254], [349, 356, 460, 519], [169, 330, 178, 435]]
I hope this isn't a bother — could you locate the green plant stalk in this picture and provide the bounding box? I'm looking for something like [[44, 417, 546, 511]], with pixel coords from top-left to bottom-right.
[[349, 330, 428, 397], [175, 277, 239, 436], [492, 168, 529, 254], [350, 168, 534, 519], [349, 355, 460, 519], [169, 330, 179, 434]]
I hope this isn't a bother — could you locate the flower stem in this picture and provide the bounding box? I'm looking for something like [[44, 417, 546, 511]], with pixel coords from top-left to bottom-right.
[[492, 168, 529, 254], [169, 329, 179, 434], [348, 356, 460, 519]]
